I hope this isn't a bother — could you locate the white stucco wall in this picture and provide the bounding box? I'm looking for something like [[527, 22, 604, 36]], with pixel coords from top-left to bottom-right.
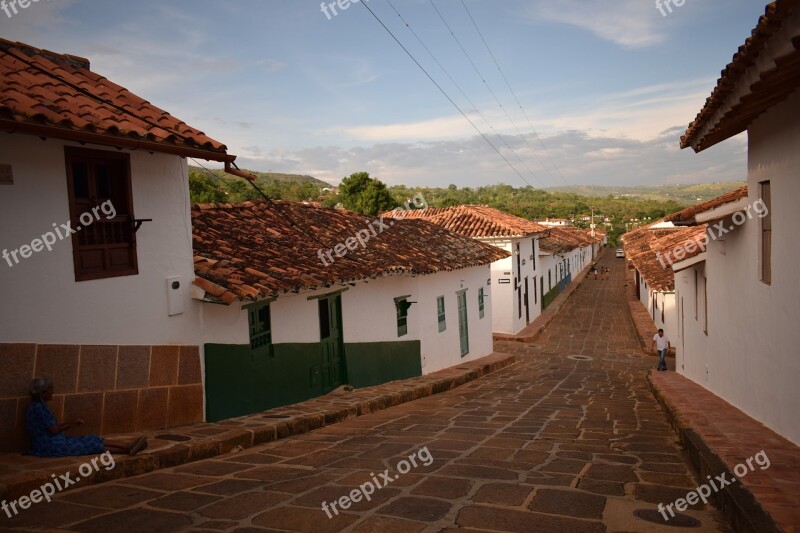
[[488, 236, 543, 334], [677, 87, 800, 444], [199, 264, 495, 376], [0, 135, 214, 346]]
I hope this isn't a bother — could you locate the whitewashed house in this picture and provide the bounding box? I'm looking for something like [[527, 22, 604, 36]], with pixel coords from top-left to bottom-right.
[[622, 222, 708, 336], [0, 38, 236, 451], [675, 1, 800, 445], [385, 206, 548, 334], [394, 206, 601, 334], [193, 201, 507, 421], [538, 225, 599, 309]]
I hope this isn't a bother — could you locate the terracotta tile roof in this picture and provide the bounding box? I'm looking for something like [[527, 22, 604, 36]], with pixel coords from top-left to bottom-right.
[[622, 223, 682, 257], [626, 226, 708, 292], [0, 38, 231, 161], [664, 186, 748, 225], [192, 200, 510, 303], [681, 1, 800, 152], [383, 205, 548, 239], [539, 226, 598, 255]]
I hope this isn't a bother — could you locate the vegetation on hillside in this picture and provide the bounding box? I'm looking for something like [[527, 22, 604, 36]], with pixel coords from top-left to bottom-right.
[[187, 167, 743, 246]]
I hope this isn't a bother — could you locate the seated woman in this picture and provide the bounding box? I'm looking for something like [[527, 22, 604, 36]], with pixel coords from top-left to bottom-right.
[[26, 377, 148, 457]]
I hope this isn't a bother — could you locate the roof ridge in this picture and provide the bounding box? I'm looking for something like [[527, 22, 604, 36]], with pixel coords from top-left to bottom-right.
[[0, 37, 90, 70]]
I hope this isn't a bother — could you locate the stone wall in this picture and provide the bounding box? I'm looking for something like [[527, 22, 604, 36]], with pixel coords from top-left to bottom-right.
[[0, 344, 203, 453]]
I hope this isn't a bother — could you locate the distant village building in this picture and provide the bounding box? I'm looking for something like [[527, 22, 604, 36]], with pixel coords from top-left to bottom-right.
[[389, 206, 601, 334], [675, 1, 800, 445], [537, 218, 570, 227]]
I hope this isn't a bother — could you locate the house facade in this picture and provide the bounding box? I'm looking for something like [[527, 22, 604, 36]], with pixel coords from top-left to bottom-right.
[[192, 201, 507, 421], [676, 0, 800, 444], [0, 39, 234, 451], [622, 222, 709, 337], [384, 206, 548, 335]]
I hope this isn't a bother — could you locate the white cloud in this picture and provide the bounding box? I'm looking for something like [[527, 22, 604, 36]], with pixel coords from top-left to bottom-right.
[[526, 0, 667, 48]]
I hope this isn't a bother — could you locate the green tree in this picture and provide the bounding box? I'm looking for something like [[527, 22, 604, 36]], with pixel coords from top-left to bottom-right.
[[338, 172, 396, 215]]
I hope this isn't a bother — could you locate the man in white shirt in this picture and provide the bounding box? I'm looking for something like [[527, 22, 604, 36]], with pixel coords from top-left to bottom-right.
[[650, 329, 670, 371]]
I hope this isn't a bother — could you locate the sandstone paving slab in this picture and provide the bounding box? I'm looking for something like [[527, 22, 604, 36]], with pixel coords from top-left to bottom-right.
[[0, 255, 738, 532]]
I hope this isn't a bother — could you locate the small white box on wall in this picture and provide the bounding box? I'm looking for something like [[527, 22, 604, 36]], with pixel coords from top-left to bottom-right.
[[166, 276, 184, 316]]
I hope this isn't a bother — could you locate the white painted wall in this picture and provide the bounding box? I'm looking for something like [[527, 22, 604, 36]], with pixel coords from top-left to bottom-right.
[[199, 265, 495, 375], [487, 236, 543, 334], [0, 135, 214, 346], [635, 269, 676, 336], [676, 87, 800, 444]]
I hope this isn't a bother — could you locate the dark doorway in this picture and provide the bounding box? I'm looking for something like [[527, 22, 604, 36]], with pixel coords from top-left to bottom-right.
[[319, 294, 346, 392]]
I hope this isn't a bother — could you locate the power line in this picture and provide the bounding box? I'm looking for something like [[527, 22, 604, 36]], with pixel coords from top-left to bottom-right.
[[428, 0, 559, 186], [384, 0, 547, 188], [459, 0, 570, 187], [357, 0, 533, 188]]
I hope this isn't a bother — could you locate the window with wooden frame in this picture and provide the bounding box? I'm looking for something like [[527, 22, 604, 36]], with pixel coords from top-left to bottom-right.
[[437, 296, 446, 332], [396, 297, 409, 337], [703, 275, 708, 335], [65, 147, 137, 281], [694, 270, 699, 321], [248, 302, 273, 354], [531, 238, 537, 270], [478, 288, 485, 319], [759, 181, 771, 285]]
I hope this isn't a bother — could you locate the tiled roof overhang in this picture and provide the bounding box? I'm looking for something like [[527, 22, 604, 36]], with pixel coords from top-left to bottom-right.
[[192, 200, 510, 304], [681, 1, 800, 152], [0, 38, 232, 162]]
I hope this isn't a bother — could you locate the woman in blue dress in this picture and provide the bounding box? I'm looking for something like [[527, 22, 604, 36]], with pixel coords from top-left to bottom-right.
[[26, 377, 148, 457]]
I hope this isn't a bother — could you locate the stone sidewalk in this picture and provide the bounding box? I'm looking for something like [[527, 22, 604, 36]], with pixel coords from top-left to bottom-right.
[[0, 352, 514, 502], [650, 371, 800, 532], [0, 251, 736, 532]]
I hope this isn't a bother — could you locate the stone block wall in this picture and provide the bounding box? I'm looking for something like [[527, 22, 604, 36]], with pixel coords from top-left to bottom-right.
[[0, 344, 203, 453]]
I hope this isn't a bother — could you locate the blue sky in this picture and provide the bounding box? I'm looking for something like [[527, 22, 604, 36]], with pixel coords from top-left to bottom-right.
[[1, 0, 766, 187]]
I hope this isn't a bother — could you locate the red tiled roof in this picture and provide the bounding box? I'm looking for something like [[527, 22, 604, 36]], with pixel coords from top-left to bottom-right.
[[627, 226, 708, 292], [0, 38, 231, 161], [539, 226, 600, 255], [681, 1, 800, 152], [383, 205, 547, 239], [664, 186, 748, 225], [622, 223, 682, 257], [192, 200, 510, 303]]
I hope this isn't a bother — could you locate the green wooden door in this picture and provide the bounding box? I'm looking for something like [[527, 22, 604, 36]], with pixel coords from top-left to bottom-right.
[[319, 295, 345, 392], [457, 290, 469, 357]]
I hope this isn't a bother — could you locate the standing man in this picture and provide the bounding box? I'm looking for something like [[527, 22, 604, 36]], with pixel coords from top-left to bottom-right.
[[651, 329, 670, 371]]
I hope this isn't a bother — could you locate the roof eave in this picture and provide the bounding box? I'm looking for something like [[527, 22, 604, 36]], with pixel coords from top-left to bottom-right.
[[0, 120, 235, 163]]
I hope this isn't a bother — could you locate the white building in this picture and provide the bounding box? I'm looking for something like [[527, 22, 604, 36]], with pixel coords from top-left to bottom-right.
[[193, 201, 506, 421], [675, 3, 800, 445], [388, 206, 547, 335], [0, 38, 235, 451], [622, 223, 708, 337]]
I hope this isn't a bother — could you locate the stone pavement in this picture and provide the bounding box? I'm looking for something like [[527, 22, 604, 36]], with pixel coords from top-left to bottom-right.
[[0, 254, 734, 532], [650, 371, 800, 532], [0, 353, 515, 502]]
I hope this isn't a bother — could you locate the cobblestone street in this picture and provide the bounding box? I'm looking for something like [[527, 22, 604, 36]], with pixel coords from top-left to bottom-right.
[[1, 255, 731, 532]]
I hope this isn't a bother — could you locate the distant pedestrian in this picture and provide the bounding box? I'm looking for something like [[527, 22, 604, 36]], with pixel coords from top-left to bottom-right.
[[592, 265, 598, 280], [603, 267, 610, 280], [650, 329, 670, 371], [599, 267, 605, 280]]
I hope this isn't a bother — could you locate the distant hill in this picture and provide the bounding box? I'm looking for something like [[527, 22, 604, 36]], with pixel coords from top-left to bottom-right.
[[545, 182, 747, 204], [188, 166, 331, 188]]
